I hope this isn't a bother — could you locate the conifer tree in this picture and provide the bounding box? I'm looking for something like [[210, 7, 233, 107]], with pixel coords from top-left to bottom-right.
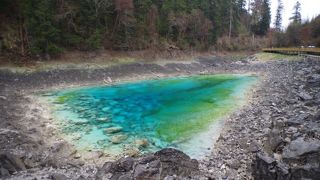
[[250, 0, 271, 35], [274, 0, 283, 31], [290, 1, 302, 24]]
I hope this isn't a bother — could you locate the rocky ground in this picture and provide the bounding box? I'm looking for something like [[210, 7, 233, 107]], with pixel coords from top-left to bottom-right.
[[0, 55, 319, 179], [200, 58, 320, 179]]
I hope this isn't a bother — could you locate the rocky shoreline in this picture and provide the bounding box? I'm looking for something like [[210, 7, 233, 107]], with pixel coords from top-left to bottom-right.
[[0, 56, 319, 179], [201, 58, 320, 179]]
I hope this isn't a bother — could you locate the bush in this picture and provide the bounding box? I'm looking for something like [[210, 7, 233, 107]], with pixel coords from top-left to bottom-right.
[[215, 35, 269, 51], [85, 30, 103, 50], [47, 43, 64, 55]]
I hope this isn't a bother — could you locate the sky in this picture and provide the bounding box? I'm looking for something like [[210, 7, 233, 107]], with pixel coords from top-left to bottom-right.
[[269, 0, 320, 29]]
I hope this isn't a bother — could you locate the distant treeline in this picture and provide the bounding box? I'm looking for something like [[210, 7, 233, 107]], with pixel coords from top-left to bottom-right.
[[1, 0, 272, 57], [0, 0, 270, 55], [269, 15, 320, 48]]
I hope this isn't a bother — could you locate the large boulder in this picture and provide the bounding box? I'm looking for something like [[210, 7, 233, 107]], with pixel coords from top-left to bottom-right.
[[0, 153, 26, 177], [252, 137, 320, 180], [252, 152, 291, 180], [96, 148, 202, 179], [282, 137, 320, 160]]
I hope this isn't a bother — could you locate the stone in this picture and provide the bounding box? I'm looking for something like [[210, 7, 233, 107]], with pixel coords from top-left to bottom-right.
[[315, 92, 320, 100], [273, 153, 282, 161], [284, 137, 291, 143], [135, 139, 149, 148], [275, 162, 290, 180], [249, 141, 260, 153], [298, 91, 313, 101], [0, 167, 10, 177], [51, 173, 68, 180], [228, 159, 241, 170], [84, 151, 104, 160], [117, 157, 135, 172], [252, 152, 277, 179], [124, 148, 140, 157], [290, 164, 320, 179], [313, 111, 320, 121], [23, 158, 38, 168], [73, 153, 81, 159], [96, 148, 201, 180], [266, 128, 283, 152], [97, 139, 107, 145], [74, 120, 89, 125], [72, 134, 82, 141], [102, 107, 110, 112], [0, 153, 26, 175], [287, 127, 298, 134], [307, 75, 320, 87], [96, 157, 134, 179], [104, 127, 122, 134], [133, 163, 159, 178], [51, 142, 65, 153], [282, 137, 320, 159], [0, 96, 7, 100], [96, 117, 109, 122], [110, 134, 128, 144], [154, 148, 199, 179], [287, 114, 308, 126]]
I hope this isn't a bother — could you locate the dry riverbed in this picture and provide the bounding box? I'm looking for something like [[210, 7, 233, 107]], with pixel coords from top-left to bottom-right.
[[0, 55, 319, 179]]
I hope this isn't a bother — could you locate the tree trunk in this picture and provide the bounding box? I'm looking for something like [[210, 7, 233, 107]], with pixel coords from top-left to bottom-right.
[[19, 14, 25, 56], [229, 1, 233, 39]]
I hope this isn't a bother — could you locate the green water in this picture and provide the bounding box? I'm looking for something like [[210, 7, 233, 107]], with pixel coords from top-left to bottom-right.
[[44, 74, 257, 158]]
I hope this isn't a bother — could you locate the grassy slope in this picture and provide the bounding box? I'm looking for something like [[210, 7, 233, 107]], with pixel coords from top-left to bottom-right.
[[0, 50, 305, 73], [262, 48, 320, 55], [255, 52, 301, 61]]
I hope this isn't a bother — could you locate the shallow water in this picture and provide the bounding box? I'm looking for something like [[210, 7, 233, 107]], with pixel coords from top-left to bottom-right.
[[43, 74, 257, 159]]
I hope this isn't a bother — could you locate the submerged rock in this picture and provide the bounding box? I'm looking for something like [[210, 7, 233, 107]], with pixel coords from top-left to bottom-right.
[[104, 127, 122, 134], [135, 139, 149, 148], [74, 120, 89, 125], [110, 134, 128, 144], [96, 117, 109, 122]]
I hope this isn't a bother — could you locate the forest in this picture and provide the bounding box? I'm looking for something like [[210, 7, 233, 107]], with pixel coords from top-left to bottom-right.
[[0, 0, 319, 58]]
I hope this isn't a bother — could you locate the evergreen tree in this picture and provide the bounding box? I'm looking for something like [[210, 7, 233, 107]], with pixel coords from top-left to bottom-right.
[[200, 0, 222, 42], [260, 0, 271, 34], [236, 0, 247, 14], [290, 1, 302, 24], [1, 0, 275, 56], [250, 0, 271, 35], [53, 0, 113, 50], [274, 0, 283, 31], [22, 0, 63, 55]]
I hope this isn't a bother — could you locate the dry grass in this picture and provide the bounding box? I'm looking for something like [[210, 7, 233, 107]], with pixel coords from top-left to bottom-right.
[[0, 49, 206, 73], [255, 52, 301, 61], [262, 48, 320, 55]]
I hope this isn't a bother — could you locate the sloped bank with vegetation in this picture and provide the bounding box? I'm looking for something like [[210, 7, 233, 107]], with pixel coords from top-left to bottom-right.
[[1, 54, 320, 179]]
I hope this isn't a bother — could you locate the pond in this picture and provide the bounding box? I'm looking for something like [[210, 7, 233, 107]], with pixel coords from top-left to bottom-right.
[[42, 74, 257, 159]]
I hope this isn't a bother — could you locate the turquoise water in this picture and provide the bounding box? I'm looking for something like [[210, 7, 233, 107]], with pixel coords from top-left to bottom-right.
[[43, 74, 257, 159]]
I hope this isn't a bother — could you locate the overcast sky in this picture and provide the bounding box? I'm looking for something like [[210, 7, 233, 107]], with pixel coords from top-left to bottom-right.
[[269, 0, 320, 29]]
